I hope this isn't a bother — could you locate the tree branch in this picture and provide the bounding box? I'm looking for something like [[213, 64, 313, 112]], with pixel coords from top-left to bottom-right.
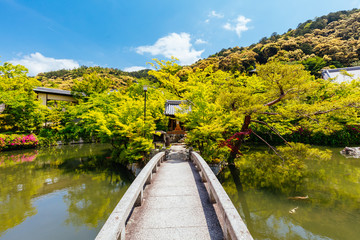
[[264, 88, 296, 107], [264, 94, 286, 107], [310, 107, 342, 116], [251, 120, 292, 147], [259, 112, 280, 115], [251, 130, 285, 165], [304, 103, 360, 117]]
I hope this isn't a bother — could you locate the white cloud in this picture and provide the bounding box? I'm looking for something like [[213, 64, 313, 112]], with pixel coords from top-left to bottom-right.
[[209, 10, 224, 18], [10, 52, 80, 76], [205, 10, 224, 23], [136, 33, 204, 65], [223, 15, 251, 38], [195, 39, 208, 45], [123, 66, 147, 72]]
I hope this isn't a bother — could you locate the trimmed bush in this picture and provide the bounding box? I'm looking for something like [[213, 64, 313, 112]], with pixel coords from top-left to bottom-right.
[[0, 134, 38, 151]]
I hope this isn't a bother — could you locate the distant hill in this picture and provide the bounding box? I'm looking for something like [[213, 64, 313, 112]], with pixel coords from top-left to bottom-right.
[[36, 66, 152, 90], [192, 8, 360, 76], [37, 8, 360, 86]]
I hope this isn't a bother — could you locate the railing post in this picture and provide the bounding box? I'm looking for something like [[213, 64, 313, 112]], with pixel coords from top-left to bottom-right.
[[146, 172, 152, 184], [165, 149, 170, 160], [119, 225, 126, 240], [201, 171, 207, 182], [209, 190, 216, 204], [188, 147, 193, 161], [135, 190, 143, 207], [195, 165, 200, 171]]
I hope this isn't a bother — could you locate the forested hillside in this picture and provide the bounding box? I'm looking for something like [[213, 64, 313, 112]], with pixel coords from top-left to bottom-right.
[[36, 8, 360, 88], [36, 66, 152, 90], [192, 8, 360, 76]]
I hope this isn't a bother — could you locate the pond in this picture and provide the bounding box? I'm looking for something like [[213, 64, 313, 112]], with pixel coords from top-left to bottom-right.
[[1, 145, 359, 239], [219, 147, 360, 240], [0, 143, 134, 240]]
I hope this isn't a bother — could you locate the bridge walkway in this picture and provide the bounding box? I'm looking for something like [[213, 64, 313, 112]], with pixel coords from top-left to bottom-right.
[[125, 144, 223, 239]]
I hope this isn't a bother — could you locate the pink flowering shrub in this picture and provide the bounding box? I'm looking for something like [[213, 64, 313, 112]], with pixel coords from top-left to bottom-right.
[[0, 134, 38, 151]]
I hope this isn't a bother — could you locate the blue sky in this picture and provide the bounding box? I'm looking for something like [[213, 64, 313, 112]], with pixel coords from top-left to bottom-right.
[[1, 0, 359, 75]]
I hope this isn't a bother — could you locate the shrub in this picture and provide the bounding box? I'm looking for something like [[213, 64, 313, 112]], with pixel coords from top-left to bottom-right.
[[0, 134, 38, 151]]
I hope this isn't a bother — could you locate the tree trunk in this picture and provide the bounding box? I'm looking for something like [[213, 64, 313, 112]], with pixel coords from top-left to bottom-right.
[[229, 164, 253, 231], [228, 115, 251, 164]]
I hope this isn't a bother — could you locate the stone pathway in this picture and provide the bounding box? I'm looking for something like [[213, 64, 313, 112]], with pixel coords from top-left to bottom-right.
[[125, 144, 223, 240]]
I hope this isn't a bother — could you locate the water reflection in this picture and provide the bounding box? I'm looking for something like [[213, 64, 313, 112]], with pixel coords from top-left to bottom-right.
[[0, 144, 134, 239], [0, 150, 38, 166], [219, 147, 360, 240]]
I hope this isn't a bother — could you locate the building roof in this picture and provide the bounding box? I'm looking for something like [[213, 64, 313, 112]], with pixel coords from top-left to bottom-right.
[[164, 100, 190, 116], [33, 87, 73, 96], [321, 66, 360, 82]]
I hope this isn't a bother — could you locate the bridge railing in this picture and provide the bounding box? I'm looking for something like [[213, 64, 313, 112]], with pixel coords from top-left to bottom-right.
[[190, 151, 254, 240], [95, 152, 165, 240]]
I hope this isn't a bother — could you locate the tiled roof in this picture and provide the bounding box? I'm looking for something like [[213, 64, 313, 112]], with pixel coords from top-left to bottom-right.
[[321, 66, 360, 82], [164, 100, 190, 116], [33, 87, 73, 96]]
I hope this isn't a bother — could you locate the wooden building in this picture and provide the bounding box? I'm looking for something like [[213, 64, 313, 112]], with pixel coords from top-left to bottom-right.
[[33, 87, 77, 106], [164, 100, 190, 135]]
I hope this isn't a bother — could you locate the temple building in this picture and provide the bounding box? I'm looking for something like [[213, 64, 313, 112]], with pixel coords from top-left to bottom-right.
[[164, 100, 190, 135]]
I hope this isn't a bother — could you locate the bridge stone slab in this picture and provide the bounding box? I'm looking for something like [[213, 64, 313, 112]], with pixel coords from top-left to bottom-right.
[[125, 145, 223, 240]]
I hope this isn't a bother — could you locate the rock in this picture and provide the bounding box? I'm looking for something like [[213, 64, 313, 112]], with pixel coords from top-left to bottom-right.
[[340, 147, 360, 158]]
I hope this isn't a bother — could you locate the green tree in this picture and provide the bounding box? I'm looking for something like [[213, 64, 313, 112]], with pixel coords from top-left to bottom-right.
[[151, 59, 359, 192], [0, 62, 45, 132], [63, 83, 167, 163], [71, 72, 113, 100], [148, 58, 185, 97], [301, 56, 327, 77], [223, 61, 359, 163]]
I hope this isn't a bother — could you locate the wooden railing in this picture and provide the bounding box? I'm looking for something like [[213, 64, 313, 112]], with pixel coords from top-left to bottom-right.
[[95, 152, 165, 240], [190, 151, 254, 240]]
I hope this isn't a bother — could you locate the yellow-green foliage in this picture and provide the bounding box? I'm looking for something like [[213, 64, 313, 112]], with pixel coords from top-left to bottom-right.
[[37, 66, 134, 90], [235, 143, 332, 193], [60, 80, 168, 163], [0, 62, 46, 132], [150, 60, 359, 167], [148, 58, 186, 97]]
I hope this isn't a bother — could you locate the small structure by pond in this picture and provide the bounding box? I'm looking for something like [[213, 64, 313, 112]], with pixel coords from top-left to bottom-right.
[[164, 100, 190, 144], [164, 100, 189, 135]]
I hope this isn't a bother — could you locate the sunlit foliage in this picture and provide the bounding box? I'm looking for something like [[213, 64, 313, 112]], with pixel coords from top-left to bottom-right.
[[0, 62, 46, 132]]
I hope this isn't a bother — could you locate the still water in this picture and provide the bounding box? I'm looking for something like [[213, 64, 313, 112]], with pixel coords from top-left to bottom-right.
[[219, 147, 360, 240], [0, 144, 133, 240], [1, 145, 359, 240]]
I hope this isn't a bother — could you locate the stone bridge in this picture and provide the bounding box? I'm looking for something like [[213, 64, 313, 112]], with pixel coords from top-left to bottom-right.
[[95, 145, 253, 240]]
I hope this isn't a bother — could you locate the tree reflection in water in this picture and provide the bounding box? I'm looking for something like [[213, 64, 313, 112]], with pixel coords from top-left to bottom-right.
[[218, 147, 360, 240], [0, 144, 134, 237]]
